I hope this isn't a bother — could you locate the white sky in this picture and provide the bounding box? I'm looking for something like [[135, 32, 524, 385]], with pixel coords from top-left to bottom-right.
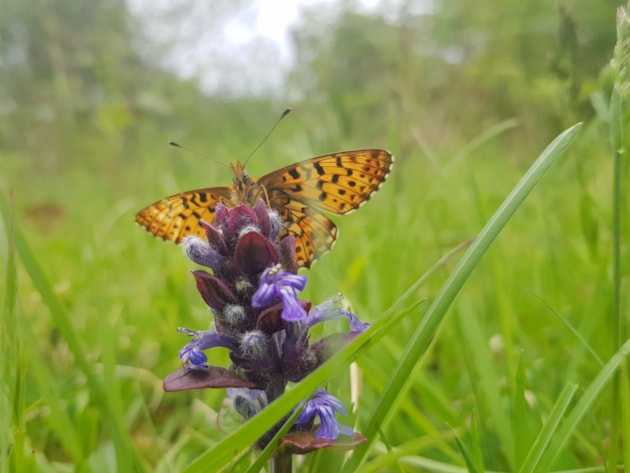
[[125, 0, 397, 95]]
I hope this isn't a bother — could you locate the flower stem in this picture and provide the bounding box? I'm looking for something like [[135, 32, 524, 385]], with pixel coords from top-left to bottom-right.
[[270, 452, 292, 473]]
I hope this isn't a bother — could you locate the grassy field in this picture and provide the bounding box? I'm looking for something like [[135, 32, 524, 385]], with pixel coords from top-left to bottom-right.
[[1, 6, 629, 473], [1, 112, 627, 472]]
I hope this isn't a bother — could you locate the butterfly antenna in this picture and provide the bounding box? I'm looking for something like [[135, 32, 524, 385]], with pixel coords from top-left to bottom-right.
[[243, 107, 292, 168], [168, 141, 230, 169]]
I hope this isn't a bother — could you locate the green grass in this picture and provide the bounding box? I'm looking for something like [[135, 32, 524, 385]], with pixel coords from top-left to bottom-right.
[[1, 111, 627, 472], [2, 44, 630, 473]]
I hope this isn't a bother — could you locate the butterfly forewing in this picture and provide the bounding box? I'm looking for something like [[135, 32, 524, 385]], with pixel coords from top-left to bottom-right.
[[136, 148, 393, 268], [260, 149, 394, 215], [135, 187, 233, 243]]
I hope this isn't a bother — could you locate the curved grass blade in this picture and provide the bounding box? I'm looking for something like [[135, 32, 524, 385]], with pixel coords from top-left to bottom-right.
[[181, 231, 472, 471], [245, 406, 302, 473], [342, 122, 583, 472]]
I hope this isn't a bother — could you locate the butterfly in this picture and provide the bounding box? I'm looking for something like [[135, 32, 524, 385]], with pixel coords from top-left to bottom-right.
[[135, 149, 394, 268]]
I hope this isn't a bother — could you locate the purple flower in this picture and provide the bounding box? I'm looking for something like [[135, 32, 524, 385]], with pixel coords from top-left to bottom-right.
[[240, 330, 271, 361], [295, 388, 355, 440], [307, 294, 371, 333], [178, 328, 240, 370], [183, 235, 223, 272], [252, 265, 308, 321], [158, 200, 370, 452], [179, 345, 208, 370]]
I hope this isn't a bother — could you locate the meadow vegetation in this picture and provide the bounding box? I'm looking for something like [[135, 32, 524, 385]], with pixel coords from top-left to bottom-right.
[[0, 1, 628, 472]]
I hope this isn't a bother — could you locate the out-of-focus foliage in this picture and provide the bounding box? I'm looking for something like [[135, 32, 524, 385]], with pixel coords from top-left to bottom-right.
[[0, 0, 619, 172], [0, 0, 145, 165], [289, 1, 618, 155], [0, 0, 276, 180]]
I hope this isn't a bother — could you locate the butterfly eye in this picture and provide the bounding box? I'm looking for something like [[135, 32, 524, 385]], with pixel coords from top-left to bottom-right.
[[233, 171, 250, 192]]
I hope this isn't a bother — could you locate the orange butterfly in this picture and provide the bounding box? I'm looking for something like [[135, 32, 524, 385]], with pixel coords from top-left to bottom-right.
[[136, 149, 394, 268]]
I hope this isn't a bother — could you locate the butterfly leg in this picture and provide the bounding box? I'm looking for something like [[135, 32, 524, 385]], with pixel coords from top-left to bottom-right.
[[260, 184, 272, 209]]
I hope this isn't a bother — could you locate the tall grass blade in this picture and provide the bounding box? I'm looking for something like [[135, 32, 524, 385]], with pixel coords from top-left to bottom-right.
[[181, 227, 473, 471], [1, 193, 24, 472], [517, 382, 578, 473], [535, 338, 630, 473], [342, 123, 583, 472], [0, 193, 141, 472]]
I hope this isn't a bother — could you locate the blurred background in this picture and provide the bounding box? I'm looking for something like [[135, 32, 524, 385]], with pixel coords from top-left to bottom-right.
[[0, 0, 625, 471]]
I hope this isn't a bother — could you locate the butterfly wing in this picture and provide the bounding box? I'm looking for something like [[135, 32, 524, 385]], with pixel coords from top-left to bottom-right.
[[261, 149, 394, 214], [260, 149, 394, 267], [135, 187, 233, 243], [271, 194, 338, 268], [136, 150, 393, 267]]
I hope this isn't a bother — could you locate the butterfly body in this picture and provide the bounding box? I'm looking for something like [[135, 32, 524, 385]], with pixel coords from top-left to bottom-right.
[[136, 149, 394, 268]]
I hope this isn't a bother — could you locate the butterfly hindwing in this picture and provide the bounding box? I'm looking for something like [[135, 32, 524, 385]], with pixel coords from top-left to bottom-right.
[[271, 193, 338, 268]]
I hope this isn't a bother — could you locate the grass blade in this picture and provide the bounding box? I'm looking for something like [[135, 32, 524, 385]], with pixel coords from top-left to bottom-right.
[[517, 382, 578, 473], [0, 193, 142, 472], [181, 299, 424, 473], [180, 229, 472, 471], [1, 192, 24, 471], [342, 122, 583, 472], [621, 360, 630, 473], [535, 338, 630, 473]]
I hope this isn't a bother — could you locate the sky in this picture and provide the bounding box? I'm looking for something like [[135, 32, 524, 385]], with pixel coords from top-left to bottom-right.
[[125, 0, 393, 95]]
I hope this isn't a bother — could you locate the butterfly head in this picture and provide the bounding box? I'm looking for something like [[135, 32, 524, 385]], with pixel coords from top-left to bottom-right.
[[229, 161, 248, 191], [229, 161, 261, 205]]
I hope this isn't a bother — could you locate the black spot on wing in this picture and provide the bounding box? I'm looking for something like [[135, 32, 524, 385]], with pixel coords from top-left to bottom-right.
[[313, 162, 325, 176]]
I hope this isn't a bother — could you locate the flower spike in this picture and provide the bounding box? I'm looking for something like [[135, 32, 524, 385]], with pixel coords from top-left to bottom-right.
[[161, 200, 370, 453]]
